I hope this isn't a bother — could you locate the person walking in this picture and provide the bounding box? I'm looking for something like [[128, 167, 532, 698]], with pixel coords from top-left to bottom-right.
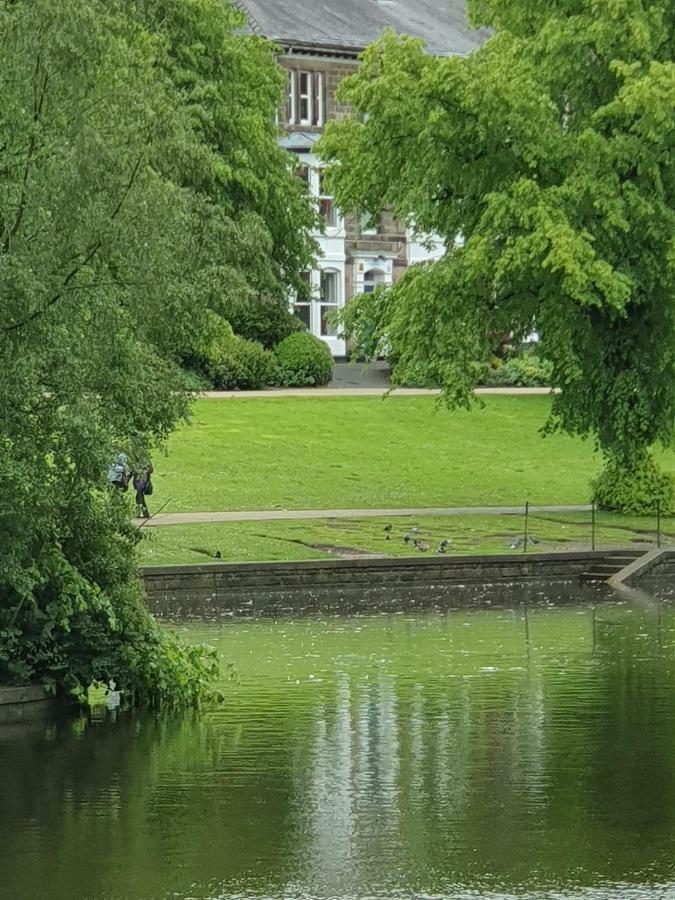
[[133, 462, 154, 518], [107, 453, 131, 491]]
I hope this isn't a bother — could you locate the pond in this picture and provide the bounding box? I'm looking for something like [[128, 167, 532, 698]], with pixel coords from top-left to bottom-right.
[[2, 598, 675, 899]]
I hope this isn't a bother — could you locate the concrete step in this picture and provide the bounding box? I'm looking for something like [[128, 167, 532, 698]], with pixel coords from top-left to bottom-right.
[[580, 572, 615, 583]]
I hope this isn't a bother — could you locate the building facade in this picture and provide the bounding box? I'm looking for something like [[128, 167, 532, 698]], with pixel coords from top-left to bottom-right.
[[235, 0, 486, 356]]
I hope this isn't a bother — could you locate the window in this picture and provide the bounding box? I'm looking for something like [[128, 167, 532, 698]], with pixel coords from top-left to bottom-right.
[[319, 198, 337, 228], [299, 72, 312, 125], [363, 269, 386, 294], [319, 170, 338, 229], [360, 211, 378, 235], [293, 270, 312, 328], [287, 72, 325, 127], [315, 73, 324, 126], [287, 70, 296, 125], [297, 164, 311, 189], [320, 269, 340, 337]]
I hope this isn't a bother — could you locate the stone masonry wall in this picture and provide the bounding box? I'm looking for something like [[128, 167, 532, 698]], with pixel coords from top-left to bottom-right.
[[142, 551, 623, 620]]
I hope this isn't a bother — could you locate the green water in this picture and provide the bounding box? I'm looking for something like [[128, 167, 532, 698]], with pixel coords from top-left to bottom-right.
[[3, 602, 675, 899]]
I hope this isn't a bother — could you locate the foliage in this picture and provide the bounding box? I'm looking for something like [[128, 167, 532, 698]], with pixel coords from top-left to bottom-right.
[[592, 452, 675, 516], [0, 0, 315, 702], [274, 332, 334, 386], [223, 294, 304, 349], [318, 3, 675, 462], [483, 352, 553, 387], [214, 337, 279, 390], [183, 312, 237, 383]]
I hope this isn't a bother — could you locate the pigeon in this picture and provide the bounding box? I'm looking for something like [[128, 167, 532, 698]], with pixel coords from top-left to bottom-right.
[[384, 524, 392, 541], [412, 527, 419, 535], [383, 524, 392, 533], [435, 539, 451, 554], [403, 533, 411, 544], [509, 537, 524, 550], [215, 550, 222, 559], [414, 539, 430, 552]]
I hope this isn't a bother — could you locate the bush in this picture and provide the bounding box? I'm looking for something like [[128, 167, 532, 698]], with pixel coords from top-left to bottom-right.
[[592, 453, 675, 515], [182, 311, 236, 383], [482, 352, 553, 387], [214, 337, 278, 390], [224, 295, 304, 349], [275, 332, 334, 386]]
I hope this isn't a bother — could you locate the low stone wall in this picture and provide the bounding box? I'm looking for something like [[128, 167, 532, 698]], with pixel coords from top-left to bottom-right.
[[0, 685, 61, 726], [622, 549, 675, 592], [142, 551, 621, 619]]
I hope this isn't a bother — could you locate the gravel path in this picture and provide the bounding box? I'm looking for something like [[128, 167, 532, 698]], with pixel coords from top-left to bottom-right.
[[136, 503, 591, 527]]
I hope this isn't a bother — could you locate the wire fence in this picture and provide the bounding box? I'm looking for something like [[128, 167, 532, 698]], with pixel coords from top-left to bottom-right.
[[517, 500, 670, 554]]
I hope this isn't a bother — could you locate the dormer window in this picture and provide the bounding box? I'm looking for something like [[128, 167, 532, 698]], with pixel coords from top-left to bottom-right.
[[287, 71, 325, 127]]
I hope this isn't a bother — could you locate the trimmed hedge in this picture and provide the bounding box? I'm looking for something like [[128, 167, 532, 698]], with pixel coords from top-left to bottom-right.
[[275, 332, 334, 387], [224, 295, 304, 349], [214, 338, 278, 390]]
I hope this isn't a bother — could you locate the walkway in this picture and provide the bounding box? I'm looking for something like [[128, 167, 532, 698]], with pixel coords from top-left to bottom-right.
[[201, 386, 555, 399], [137, 504, 592, 528]]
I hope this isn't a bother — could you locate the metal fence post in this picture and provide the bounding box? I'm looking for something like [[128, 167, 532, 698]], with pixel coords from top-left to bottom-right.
[[657, 499, 661, 549], [523, 501, 529, 553]]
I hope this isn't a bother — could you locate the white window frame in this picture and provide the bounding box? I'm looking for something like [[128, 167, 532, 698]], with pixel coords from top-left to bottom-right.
[[299, 71, 313, 126], [319, 268, 341, 338], [316, 73, 325, 126], [288, 70, 297, 125]]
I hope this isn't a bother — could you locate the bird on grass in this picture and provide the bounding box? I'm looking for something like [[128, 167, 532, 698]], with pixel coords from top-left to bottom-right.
[[412, 527, 419, 535], [403, 533, 411, 544], [508, 536, 542, 550], [384, 523, 392, 541], [435, 539, 451, 554], [414, 539, 430, 552]]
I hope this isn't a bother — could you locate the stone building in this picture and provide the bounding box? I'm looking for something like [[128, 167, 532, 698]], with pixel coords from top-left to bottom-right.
[[234, 0, 487, 356]]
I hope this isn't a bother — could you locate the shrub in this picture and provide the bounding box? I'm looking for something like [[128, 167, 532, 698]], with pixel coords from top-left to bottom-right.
[[214, 337, 278, 390], [275, 332, 334, 386], [182, 311, 236, 383], [592, 453, 675, 515], [482, 352, 553, 387], [224, 295, 304, 349]]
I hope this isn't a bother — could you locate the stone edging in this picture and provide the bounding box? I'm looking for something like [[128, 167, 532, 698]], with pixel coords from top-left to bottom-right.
[[608, 548, 675, 588], [142, 550, 632, 619]]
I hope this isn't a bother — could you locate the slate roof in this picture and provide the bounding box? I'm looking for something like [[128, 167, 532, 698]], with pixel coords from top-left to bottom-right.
[[234, 0, 488, 57]]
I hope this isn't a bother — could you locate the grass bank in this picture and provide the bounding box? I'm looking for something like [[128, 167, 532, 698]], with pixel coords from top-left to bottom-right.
[[157, 396, 609, 512], [137, 510, 672, 566]]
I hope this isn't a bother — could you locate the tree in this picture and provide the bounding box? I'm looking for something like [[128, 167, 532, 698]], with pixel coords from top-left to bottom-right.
[[0, 0, 315, 701], [318, 1, 675, 508]]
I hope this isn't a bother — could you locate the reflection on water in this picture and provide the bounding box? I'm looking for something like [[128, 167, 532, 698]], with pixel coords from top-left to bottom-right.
[[2, 600, 675, 899]]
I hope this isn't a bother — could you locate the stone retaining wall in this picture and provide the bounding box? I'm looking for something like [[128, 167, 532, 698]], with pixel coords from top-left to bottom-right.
[[0, 685, 61, 725], [142, 551, 624, 619]]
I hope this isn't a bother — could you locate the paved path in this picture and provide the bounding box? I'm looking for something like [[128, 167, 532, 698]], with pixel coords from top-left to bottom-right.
[[200, 387, 555, 399], [137, 504, 591, 528]]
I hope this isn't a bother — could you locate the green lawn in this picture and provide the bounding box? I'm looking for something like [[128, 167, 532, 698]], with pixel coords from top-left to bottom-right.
[[156, 395, 620, 513], [137, 511, 673, 566]]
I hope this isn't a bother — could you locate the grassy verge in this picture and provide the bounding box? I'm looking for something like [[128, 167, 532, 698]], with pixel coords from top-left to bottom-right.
[[137, 511, 674, 566]]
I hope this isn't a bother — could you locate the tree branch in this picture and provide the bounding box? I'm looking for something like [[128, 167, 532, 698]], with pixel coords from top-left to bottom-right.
[[3, 154, 144, 334], [2, 54, 49, 255]]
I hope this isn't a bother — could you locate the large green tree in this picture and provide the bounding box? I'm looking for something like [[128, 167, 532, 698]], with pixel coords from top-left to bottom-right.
[[0, 0, 314, 701], [319, 0, 675, 504]]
